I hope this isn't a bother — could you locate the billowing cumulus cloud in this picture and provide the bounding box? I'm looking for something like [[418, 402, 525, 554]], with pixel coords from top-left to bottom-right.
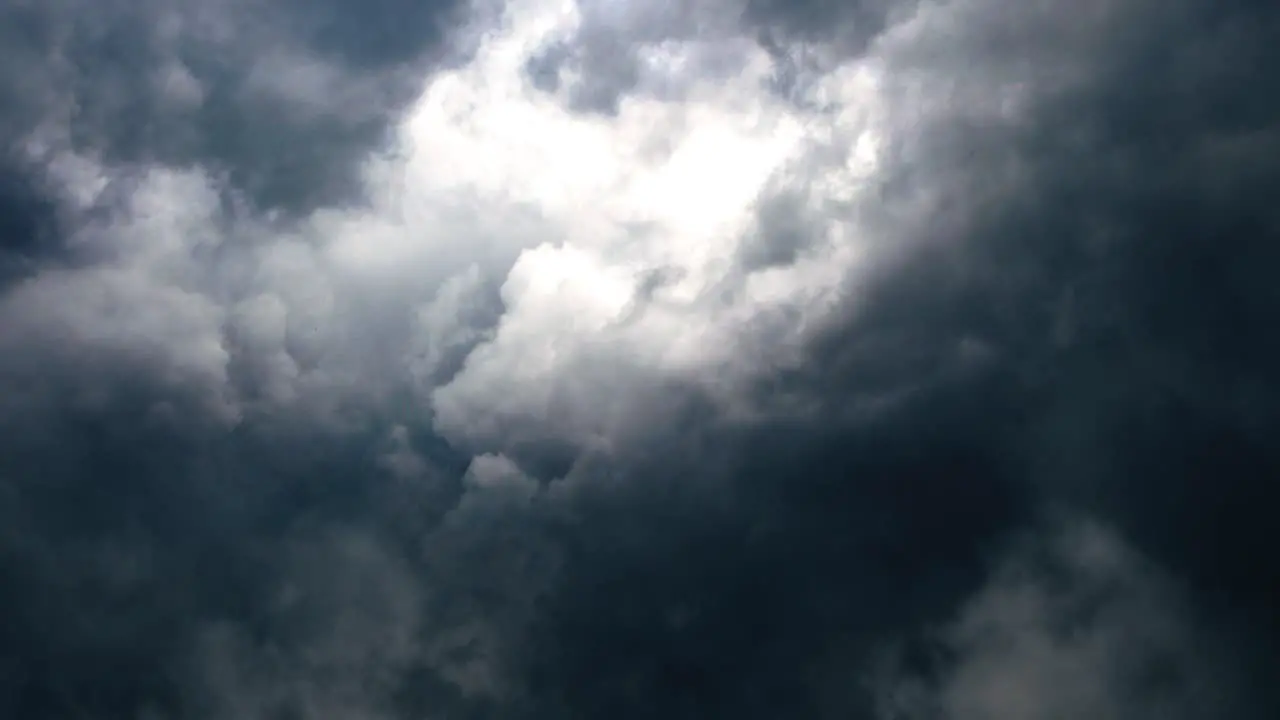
[[1, 0, 1278, 718]]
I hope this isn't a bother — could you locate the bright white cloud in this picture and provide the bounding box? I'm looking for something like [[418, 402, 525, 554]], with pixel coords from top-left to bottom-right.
[[390, 0, 891, 451], [4, 0, 895, 465]]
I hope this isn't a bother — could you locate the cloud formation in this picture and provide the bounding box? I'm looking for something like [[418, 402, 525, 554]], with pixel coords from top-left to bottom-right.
[[872, 519, 1247, 720], [1, 0, 1278, 718]]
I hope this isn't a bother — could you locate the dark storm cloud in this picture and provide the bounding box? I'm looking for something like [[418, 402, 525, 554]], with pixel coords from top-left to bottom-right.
[[794, 0, 1280, 707], [0, 151, 60, 281], [2, 1, 1279, 720], [511, 386, 1029, 719], [0, 387, 477, 719], [510, 0, 1280, 716], [0, 0, 472, 221], [871, 518, 1252, 720], [912, 0, 1280, 623]]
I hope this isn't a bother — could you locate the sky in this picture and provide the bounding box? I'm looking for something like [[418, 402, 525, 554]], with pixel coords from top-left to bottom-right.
[[0, 0, 1277, 718]]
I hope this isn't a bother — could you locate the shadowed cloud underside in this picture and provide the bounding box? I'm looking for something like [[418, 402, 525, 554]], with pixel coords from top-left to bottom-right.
[[1, 0, 1278, 718]]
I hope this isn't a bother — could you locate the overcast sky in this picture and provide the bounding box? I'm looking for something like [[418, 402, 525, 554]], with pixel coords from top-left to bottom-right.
[[1, 0, 1278, 718]]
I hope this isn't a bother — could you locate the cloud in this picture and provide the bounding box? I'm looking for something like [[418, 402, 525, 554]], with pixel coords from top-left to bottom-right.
[[871, 518, 1249, 720], [1, 0, 1278, 718], [0, 0, 475, 224]]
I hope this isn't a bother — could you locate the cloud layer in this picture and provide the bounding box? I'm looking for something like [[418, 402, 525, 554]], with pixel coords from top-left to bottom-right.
[[1, 0, 1278, 718]]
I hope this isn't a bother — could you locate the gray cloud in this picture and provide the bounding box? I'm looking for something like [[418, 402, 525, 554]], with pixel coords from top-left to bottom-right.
[[1, 0, 1278, 718], [871, 518, 1246, 720], [0, 0, 474, 228]]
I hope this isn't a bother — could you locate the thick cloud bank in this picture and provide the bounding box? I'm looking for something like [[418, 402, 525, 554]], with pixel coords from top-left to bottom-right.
[[1, 0, 1278, 718]]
